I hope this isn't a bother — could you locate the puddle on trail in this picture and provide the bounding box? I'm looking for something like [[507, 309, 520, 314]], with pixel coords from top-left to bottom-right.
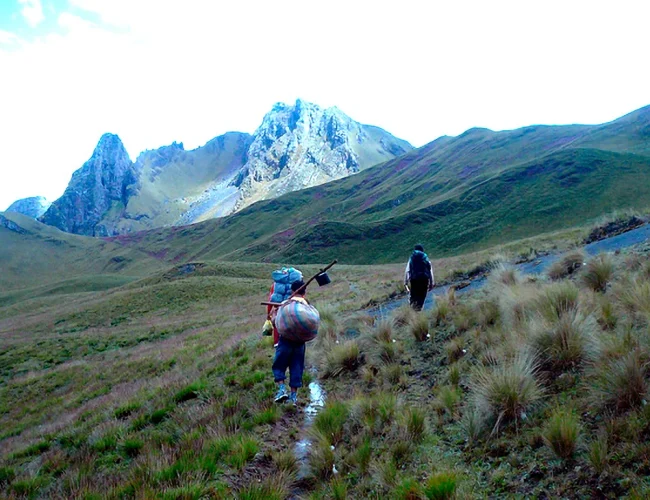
[[369, 223, 650, 317], [294, 376, 326, 479]]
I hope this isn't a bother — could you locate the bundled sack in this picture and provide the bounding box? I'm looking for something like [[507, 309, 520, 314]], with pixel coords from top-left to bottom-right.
[[270, 267, 303, 303], [275, 298, 320, 342]]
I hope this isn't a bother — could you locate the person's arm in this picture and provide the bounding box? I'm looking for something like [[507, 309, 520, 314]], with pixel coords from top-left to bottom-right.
[[404, 262, 410, 291], [267, 284, 274, 317], [428, 262, 435, 290]]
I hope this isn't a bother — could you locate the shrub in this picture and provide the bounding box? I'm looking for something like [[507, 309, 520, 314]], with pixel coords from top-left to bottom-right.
[[536, 282, 580, 321], [410, 314, 430, 341], [591, 350, 648, 412], [313, 401, 348, 444], [543, 407, 581, 460], [471, 352, 543, 433], [424, 471, 458, 500], [581, 255, 614, 292], [588, 431, 609, 474], [547, 251, 585, 280], [324, 341, 364, 377], [527, 312, 601, 373]]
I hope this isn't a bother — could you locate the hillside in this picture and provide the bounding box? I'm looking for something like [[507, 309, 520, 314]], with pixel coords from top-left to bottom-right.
[[107, 105, 650, 264], [0, 212, 163, 305], [37, 100, 411, 236]]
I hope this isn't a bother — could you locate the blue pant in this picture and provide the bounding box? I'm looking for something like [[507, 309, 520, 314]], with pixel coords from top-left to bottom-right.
[[272, 337, 306, 389]]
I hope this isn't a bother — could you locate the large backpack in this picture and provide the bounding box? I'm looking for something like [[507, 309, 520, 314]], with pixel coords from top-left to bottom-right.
[[409, 250, 433, 281], [270, 267, 303, 303], [275, 298, 320, 342]]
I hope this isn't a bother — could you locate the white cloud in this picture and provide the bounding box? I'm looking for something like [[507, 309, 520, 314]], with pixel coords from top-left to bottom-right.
[[1, 0, 649, 210], [0, 30, 20, 45], [18, 0, 44, 27]]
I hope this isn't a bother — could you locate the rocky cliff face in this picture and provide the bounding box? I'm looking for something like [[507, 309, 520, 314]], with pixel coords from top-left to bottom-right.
[[232, 99, 412, 210], [40, 134, 137, 236], [40, 100, 411, 236], [6, 196, 51, 219]]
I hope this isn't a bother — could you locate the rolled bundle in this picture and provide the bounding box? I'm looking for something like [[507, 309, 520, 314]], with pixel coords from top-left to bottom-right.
[[275, 299, 320, 342]]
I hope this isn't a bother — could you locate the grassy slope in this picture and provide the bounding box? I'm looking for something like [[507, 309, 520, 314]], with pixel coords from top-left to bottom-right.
[[4, 227, 650, 497], [0, 212, 163, 299], [106, 105, 650, 265]]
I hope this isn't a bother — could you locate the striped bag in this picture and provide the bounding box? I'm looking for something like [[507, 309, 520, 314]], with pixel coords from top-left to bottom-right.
[[275, 298, 320, 342]]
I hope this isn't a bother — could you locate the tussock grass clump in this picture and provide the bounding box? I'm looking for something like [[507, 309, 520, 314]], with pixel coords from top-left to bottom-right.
[[448, 363, 461, 386], [383, 363, 404, 385], [410, 314, 430, 341], [471, 352, 543, 433], [352, 438, 372, 475], [475, 298, 500, 328], [310, 436, 335, 480], [535, 282, 580, 321], [120, 438, 144, 458], [588, 431, 609, 474], [581, 254, 614, 292], [393, 477, 423, 499], [547, 251, 585, 280], [313, 401, 349, 444], [527, 312, 601, 373], [238, 472, 293, 500], [227, 436, 260, 470], [497, 284, 539, 330], [373, 317, 396, 343], [489, 263, 521, 287], [543, 407, 581, 460], [392, 305, 417, 328], [114, 401, 142, 420], [272, 450, 298, 474], [431, 294, 453, 326], [591, 350, 648, 412], [435, 385, 461, 417], [613, 277, 650, 320], [173, 380, 207, 403], [445, 337, 466, 363], [403, 407, 427, 443], [424, 471, 458, 500], [324, 340, 364, 377]]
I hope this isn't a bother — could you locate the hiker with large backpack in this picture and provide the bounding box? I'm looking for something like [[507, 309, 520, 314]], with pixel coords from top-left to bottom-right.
[[404, 244, 435, 311], [266, 266, 303, 347], [270, 280, 320, 405]]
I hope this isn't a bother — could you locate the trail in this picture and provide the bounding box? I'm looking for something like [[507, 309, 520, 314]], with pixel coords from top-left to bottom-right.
[[370, 223, 650, 316]]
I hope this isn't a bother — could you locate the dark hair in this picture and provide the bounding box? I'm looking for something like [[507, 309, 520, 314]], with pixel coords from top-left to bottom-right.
[[414, 244, 424, 252], [291, 280, 306, 295]]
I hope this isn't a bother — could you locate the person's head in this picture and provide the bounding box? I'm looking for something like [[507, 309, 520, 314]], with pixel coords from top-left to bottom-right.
[[291, 280, 306, 296], [414, 244, 425, 252]]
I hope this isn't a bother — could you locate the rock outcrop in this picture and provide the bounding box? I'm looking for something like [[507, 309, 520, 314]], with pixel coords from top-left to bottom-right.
[[40, 134, 137, 236], [40, 100, 412, 236], [6, 196, 51, 219], [0, 213, 28, 234]]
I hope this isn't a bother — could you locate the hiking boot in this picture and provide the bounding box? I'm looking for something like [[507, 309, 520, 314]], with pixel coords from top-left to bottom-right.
[[274, 384, 289, 403], [288, 392, 298, 406]]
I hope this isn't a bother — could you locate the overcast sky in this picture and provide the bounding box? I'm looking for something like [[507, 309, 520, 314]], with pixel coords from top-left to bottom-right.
[[0, 0, 648, 210]]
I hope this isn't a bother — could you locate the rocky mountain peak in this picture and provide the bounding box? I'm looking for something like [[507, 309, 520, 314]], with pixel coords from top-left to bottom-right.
[[6, 196, 51, 219], [40, 133, 138, 236]]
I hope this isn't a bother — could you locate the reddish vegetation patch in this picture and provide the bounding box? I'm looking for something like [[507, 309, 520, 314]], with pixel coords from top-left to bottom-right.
[[172, 251, 188, 263], [273, 228, 296, 246], [360, 194, 379, 211], [394, 158, 413, 173], [148, 248, 169, 260], [312, 190, 324, 200]]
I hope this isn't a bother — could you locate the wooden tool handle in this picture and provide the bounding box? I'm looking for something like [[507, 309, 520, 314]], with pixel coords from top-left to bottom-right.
[[260, 260, 338, 306]]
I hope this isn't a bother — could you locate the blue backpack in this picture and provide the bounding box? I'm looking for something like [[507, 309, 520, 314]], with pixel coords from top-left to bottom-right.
[[270, 267, 303, 303]]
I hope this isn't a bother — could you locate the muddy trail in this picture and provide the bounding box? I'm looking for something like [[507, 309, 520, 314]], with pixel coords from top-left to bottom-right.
[[370, 222, 650, 317]]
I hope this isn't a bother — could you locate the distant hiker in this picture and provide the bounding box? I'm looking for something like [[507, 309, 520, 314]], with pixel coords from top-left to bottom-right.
[[271, 280, 319, 405], [267, 266, 303, 347], [404, 244, 435, 311]]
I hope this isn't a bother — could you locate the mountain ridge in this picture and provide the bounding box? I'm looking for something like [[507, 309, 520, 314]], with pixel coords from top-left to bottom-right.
[[37, 100, 412, 236]]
